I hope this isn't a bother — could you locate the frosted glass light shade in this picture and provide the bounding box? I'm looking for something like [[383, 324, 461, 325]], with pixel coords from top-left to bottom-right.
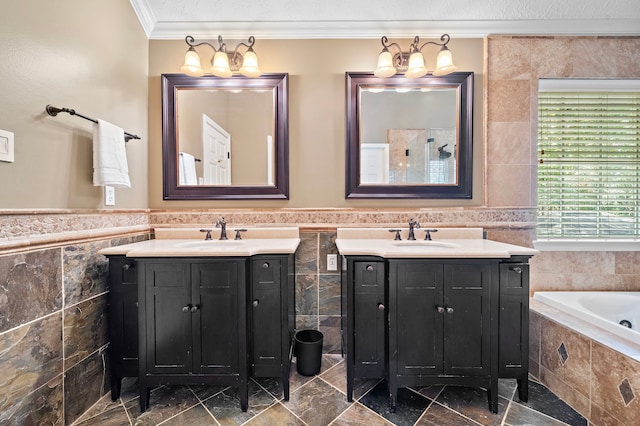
[[432, 47, 457, 76], [211, 51, 233, 77], [405, 52, 428, 78], [374, 51, 396, 78], [239, 50, 261, 77], [180, 49, 204, 76]]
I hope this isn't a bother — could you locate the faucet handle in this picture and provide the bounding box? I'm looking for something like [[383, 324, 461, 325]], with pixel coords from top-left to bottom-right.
[[389, 229, 402, 240], [200, 229, 213, 240], [234, 228, 248, 240], [423, 229, 438, 241]]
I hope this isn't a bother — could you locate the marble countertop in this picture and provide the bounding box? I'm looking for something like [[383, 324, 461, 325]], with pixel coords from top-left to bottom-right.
[[335, 227, 539, 259], [99, 227, 300, 257]]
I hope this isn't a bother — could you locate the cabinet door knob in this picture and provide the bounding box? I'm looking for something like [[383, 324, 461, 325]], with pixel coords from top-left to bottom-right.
[[436, 306, 445, 313], [122, 263, 133, 270], [377, 302, 385, 311], [511, 266, 523, 274], [190, 305, 199, 313], [446, 306, 454, 314], [366, 265, 374, 272], [253, 299, 259, 307], [182, 305, 191, 313], [262, 262, 270, 269]]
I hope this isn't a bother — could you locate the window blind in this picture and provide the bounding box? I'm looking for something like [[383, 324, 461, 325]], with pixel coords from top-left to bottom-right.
[[537, 90, 640, 238]]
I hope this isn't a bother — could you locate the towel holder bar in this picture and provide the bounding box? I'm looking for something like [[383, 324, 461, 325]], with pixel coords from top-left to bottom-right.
[[45, 104, 141, 142]]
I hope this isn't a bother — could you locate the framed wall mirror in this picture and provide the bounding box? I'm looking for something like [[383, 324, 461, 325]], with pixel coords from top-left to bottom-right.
[[162, 73, 289, 199], [345, 71, 473, 198]]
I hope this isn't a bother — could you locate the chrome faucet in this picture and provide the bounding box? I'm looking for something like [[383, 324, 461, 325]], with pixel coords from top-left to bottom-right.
[[215, 217, 228, 240], [408, 218, 421, 240]]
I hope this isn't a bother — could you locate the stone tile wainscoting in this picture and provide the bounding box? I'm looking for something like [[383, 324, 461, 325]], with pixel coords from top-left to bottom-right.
[[0, 211, 149, 425], [530, 300, 640, 425]]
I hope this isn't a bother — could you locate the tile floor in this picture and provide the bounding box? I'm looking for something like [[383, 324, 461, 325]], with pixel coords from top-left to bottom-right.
[[74, 355, 587, 426]]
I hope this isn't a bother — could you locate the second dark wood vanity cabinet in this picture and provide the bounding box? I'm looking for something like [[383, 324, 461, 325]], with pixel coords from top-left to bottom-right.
[[342, 255, 532, 414]]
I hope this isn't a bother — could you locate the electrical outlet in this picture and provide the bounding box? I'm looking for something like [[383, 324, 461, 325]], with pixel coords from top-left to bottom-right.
[[327, 254, 338, 271], [105, 185, 115, 206]]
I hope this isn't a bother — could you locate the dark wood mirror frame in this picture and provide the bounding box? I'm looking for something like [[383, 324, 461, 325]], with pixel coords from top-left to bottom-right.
[[162, 73, 289, 200], [345, 71, 474, 199]]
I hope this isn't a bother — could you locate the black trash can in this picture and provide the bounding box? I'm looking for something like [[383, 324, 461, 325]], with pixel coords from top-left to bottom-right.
[[294, 330, 323, 376]]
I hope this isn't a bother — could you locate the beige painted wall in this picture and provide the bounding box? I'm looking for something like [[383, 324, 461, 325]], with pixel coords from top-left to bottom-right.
[[149, 38, 485, 208], [0, 0, 148, 209]]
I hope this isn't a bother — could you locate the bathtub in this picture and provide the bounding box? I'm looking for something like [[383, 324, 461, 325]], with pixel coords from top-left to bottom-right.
[[533, 291, 640, 344]]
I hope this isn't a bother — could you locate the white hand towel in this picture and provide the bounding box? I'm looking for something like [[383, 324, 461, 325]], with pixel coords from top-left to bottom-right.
[[179, 152, 198, 185], [93, 119, 131, 188]]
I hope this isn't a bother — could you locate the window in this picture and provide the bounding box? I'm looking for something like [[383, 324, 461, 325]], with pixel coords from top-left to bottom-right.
[[537, 79, 640, 239]]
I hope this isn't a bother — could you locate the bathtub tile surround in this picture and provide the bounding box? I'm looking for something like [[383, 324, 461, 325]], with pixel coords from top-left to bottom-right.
[[531, 301, 640, 425]]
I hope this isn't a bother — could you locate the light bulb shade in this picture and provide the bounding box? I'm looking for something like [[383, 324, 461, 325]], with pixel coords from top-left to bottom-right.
[[239, 50, 261, 77], [404, 52, 428, 78], [180, 49, 204, 76], [432, 47, 457, 76], [211, 51, 233, 77], [374, 50, 396, 78]]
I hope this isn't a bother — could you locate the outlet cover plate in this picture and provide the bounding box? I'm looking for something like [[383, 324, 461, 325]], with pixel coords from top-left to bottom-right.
[[0, 129, 15, 163], [327, 254, 338, 271], [105, 185, 115, 206]]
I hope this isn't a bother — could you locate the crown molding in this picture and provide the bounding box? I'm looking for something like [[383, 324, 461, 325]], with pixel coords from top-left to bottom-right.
[[142, 19, 640, 40], [129, 0, 156, 38]]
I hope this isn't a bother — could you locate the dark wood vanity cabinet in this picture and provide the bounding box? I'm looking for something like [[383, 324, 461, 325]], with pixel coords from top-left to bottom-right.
[[343, 256, 532, 414], [106, 256, 139, 400], [138, 259, 248, 412], [105, 254, 294, 412]]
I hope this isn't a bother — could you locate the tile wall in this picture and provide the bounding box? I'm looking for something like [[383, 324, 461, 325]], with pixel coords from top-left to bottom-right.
[[0, 211, 149, 425]]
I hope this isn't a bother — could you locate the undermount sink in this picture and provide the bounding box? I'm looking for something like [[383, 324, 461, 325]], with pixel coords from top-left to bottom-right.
[[392, 241, 459, 249], [174, 240, 244, 250]]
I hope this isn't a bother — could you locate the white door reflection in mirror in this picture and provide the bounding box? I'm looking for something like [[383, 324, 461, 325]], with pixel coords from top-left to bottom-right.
[[202, 115, 231, 185], [360, 144, 389, 184]]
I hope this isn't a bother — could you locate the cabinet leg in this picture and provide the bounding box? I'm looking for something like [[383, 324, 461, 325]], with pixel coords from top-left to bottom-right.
[[139, 386, 150, 413], [517, 377, 529, 402], [487, 382, 498, 414], [240, 383, 248, 412], [110, 375, 121, 401], [346, 376, 353, 402], [282, 372, 290, 401], [389, 389, 397, 413]]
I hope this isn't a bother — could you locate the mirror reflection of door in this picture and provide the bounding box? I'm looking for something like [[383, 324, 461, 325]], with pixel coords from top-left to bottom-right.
[[202, 114, 231, 185], [360, 143, 389, 184]]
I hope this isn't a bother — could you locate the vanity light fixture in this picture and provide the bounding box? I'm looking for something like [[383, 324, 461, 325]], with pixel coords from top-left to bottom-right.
[[180, 35, 261, 78], [374, 34, 457, 78]]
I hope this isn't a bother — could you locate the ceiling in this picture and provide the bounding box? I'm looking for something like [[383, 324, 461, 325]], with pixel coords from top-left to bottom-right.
[[131, 0, 640, 40]]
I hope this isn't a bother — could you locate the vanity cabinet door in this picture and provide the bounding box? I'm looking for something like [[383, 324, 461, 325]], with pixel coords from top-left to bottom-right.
[[443, 263, 493, 376], [353, 260, 386, 377], [106, 256, 138, 399], [390, 261, 443, 376], [499, 259, 530, 401], [250, 257, 283, 376], [389, 261, 495, 376], [143, 262, 193, 374], [192, 261, 243, 375]]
